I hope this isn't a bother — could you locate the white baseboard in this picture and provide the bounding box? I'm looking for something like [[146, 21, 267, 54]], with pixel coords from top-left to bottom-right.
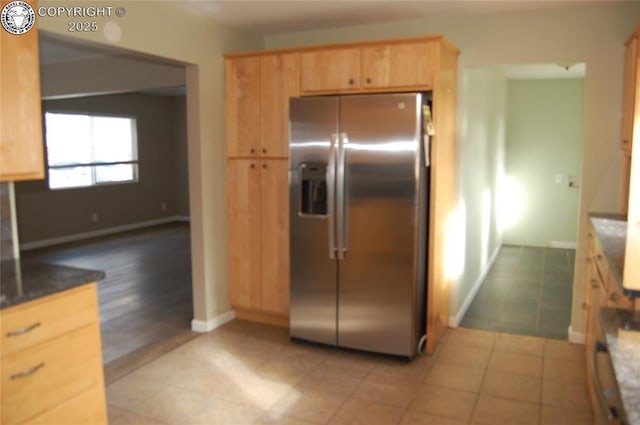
[[568, 325, 585, 344], [175, 215, 191, 222], [20, 216, 190, 251], [191, 310, 236, 333], [449, 245, 501, 327], [550, 241, 577, 249]]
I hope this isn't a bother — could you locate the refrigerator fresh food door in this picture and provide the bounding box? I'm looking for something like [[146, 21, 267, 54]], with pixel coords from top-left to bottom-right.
[[289, 96, 340, 346], [337, 93, 425, 357]]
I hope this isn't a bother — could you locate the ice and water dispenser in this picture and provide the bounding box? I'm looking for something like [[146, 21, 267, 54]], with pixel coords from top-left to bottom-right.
[[300, 162, 327, 216]]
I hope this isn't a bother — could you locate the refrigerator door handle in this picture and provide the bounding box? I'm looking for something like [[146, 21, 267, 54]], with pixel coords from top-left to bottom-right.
[[327, 133, 338, 259], [337, 132, 348, 259]]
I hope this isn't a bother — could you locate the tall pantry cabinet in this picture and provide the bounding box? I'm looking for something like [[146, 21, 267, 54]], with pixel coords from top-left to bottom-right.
[[225, 53, 297, 324], [225, 36, 458, 354]]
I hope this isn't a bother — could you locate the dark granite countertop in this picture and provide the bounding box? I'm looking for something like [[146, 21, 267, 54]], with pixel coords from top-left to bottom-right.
[[0, 259, 105, 309], [589, 213, 639, 298], [600, 307, 640, 425]]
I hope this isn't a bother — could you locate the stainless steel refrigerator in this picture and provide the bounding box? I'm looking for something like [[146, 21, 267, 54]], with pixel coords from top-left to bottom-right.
[[289, 93, 430, 359]]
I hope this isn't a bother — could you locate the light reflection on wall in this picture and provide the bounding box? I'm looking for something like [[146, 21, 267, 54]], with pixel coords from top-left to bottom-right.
[[481, 189, 492, 266], [444, 200, 467, 281], [498, 175, 526, 231]]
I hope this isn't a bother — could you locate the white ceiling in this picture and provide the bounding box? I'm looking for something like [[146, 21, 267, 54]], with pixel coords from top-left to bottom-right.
[[175, 0, 605, 35], [40, 1, 599, 82]]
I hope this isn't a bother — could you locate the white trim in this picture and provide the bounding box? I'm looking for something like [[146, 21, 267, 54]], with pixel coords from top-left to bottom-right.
[[175, 215, 191, 222], [191, 310, 236, 333], [449, 245, 501, 328], [550, 241, 577, 249], [568, 325, 585, 344], [20, 216, 187, 251]]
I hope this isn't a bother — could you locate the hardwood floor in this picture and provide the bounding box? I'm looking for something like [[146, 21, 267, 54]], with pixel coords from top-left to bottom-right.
[[22, 222, 198, 382]]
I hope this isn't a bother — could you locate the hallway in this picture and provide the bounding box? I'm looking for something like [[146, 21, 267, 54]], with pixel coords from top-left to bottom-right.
[[460, 245, 575, 340]]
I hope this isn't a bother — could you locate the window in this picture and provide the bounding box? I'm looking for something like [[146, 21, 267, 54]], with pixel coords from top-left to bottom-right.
[[44, 112, 139, 190]]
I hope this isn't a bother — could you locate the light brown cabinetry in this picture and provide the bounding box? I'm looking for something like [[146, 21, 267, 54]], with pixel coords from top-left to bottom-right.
[[300, 39, 437, 94], [622, 25, 640, 293], [0, 0, 45, 182], [0, 284, 107, 425], [226, 159, 289, 322], [224, 35, 459, 354], [225, 53, 298, 158]]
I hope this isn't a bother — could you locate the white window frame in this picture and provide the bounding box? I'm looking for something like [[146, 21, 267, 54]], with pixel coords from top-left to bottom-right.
[[44, 111, 139, 190]]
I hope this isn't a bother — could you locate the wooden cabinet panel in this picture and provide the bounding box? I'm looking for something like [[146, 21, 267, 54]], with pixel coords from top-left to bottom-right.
[[361, 41, 436, 89], [0, 0, 44, 182], [227, 159, 262, 309], [23, 384, 107, 425], [1, 322, 103, 425], [260, 160, 289, 315], [226, 57, 261, 157], [622, 35, 637, 154], [1, 285, 97, 357], [260, 53, 298, 158], [300, 48, 360, 93]]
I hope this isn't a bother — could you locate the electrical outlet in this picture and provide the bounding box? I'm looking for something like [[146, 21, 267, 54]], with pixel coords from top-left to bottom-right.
[[91, 213, 98, 222], [555, 174, 563, 184]]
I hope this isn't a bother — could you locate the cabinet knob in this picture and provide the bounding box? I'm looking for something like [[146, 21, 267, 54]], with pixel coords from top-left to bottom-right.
[[262, 163, 267, 169], [610, 292, 619, 302], [591, 280, 599, 289], [262, 148, 267, 154], [366, 77, 372, 84], [348, 78, 355, 85], [250, 148, 255, 154], [582, 302, 589, 310], [623, 139, 629, 145], [250, 163, 255, 169]]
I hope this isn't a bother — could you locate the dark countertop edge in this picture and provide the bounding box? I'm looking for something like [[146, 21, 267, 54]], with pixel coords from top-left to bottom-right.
[[599, 307, 640, 425], [588, 213, 636, 299], [1, 259, 106, 310]]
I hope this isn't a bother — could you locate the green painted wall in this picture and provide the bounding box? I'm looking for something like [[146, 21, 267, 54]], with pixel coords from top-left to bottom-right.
[[503, 79, 584, 247]]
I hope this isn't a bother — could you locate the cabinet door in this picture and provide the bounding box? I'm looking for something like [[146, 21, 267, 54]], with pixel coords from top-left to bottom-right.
[[227, 159, 262, 309], [622, 35, 637, 154], [0, 0, 44, 182], [361, 41, 436, 90], [300, 48, 360, 94], [226, 57, 261, 157], [260, 160, 289, 315], [260, 53, 298, 158], [585, 269, 607, 418]]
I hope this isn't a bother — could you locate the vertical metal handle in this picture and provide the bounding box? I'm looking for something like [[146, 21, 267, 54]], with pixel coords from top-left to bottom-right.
[[336, 133, 348, 259], [592, 341, 621, 423], [327, 134, 338, 259]]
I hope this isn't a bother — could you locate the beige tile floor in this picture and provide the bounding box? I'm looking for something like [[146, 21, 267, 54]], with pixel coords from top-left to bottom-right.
[[106, 321, 594, 425]]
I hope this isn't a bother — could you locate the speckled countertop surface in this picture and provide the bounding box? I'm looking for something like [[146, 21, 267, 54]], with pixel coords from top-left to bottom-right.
[[589, 213, 639, 298], [600, 307, 640, 425], [0, 259, 105, 309]]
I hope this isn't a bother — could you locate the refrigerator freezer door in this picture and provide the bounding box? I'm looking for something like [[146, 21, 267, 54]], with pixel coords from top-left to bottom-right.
[[338, 93, 424, 357], [289, 96, 340, 346]]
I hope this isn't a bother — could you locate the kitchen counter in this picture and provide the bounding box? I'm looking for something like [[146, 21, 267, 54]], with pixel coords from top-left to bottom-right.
[[600, 307, 640, 425], [590, 213, 639, 298], [0, 259, 105, 309]]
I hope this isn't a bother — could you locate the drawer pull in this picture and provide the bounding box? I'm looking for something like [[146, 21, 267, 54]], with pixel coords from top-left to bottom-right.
[[6, 322, 41, 337], [10, 362, 45, 380]]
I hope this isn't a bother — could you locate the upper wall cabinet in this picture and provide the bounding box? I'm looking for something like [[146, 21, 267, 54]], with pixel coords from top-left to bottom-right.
[[225, 53, 298, 158], [299, 39, 438, 95], [0, 0, 45, 182]]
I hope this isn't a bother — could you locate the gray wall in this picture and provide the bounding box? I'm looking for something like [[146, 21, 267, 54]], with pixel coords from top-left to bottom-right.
[[1, 183, 17, 260], [15, 93, 189, 245], [503, 79, 584, 247]]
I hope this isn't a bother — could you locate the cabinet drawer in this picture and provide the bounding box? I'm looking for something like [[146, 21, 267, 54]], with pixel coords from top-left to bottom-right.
[[1, 284, 97, 357], [22, 384, 107, 425], [1, 322, 104, 425]]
